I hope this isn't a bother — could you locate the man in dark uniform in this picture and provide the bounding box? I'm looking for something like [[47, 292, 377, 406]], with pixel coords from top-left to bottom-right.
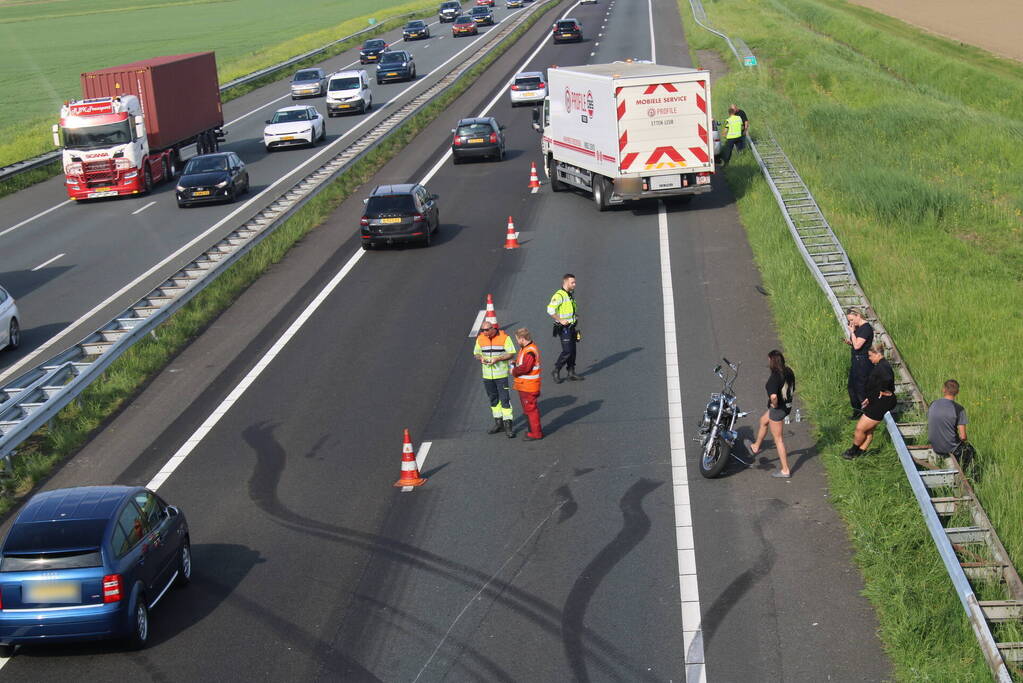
[[547, 274, 583, 383]]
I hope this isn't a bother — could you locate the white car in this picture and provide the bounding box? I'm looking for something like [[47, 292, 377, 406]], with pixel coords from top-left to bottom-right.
[[0, 285, 20, 351], [509, 71, 547, 106], [263, 106, 326, 151], [325, 70, 373, 116]]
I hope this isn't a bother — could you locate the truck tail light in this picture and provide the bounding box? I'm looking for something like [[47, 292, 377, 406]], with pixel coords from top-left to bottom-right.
[[102, 574, 123, 603], [360, 216, 370, 226], [489, 133, 498, 143]]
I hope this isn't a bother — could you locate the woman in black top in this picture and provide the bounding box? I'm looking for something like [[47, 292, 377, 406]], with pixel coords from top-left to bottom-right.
[[748, 350, 796, 478], [843, 344, 896, 460], [843, 308, 874, 419]]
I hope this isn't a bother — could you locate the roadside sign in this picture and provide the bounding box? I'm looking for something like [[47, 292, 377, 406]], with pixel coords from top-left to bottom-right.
[[743, 55, 758, 67]]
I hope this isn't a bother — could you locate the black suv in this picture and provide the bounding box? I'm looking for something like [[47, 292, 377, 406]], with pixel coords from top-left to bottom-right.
[[403, 20, 430, 40], [360, 184, 440, 248], [377, 50, 416, 84], [438, 0, 461, 21], [470, 6, 495, 25], [553, 18, 583, 43], [360, 39, 389, 64], [451, 117, 506, 163]]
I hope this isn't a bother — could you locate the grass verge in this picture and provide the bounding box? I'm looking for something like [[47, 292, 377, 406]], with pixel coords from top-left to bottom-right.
[[679, 0, 1023, 679], [0, 3, 554, 512]]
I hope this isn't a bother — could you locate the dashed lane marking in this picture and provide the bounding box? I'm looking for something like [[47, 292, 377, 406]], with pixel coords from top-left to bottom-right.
[[468, 309, 486, 337], [131, 200, 157, 215], [31, 253, 64, 271]]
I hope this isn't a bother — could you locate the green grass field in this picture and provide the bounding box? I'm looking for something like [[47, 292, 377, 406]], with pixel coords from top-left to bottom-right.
[[678, 0, 1023, 678], [0, 0, 435, 167]]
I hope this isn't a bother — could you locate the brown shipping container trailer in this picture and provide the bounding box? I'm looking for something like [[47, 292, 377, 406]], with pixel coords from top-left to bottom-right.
[[80, 53, 223, 151]]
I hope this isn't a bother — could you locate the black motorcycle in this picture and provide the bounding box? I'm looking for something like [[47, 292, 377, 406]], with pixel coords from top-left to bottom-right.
[[696, 358, 748, 478]]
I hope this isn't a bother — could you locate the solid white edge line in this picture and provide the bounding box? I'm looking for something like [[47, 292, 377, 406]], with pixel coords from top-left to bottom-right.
[[146, 247, 366, 491], [468, 309, 486, 337], [401, 440, 432, 492], [659, 201, 705, 682], [131, 200, 157, 215], [419, 1, 583, 186], [30, 253, 64, 272], [0, 200, 72, 239]]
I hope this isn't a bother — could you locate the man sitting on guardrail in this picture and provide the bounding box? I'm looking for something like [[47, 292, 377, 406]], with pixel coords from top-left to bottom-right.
[[928, 379, 974, 472]]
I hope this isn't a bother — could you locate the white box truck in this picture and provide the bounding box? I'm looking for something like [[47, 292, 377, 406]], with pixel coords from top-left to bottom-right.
[[531, 62, 715, 210]]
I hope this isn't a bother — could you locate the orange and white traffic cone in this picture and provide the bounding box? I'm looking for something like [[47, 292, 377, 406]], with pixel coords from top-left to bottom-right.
[[503, 216, 521, 250], [485, 294, 499, 328], [393, 428, 427, 488], [528, 162, 541, 190]]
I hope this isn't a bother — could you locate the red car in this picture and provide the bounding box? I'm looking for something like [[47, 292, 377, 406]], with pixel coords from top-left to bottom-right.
[[476, 0, 494, 5], [452, 15, 479, 36]]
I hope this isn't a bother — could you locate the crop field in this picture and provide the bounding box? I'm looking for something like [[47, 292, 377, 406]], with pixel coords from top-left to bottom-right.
[[679, 0, 1023, 678], [0, 0, 434, 167]]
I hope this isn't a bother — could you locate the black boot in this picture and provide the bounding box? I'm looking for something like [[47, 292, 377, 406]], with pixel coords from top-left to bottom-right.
[[841, 445, 860, 460], [487, 417, 503, 434], [504, 419, 515, 438], [551, 367, 563, 384], [567, 369, 585, 381]]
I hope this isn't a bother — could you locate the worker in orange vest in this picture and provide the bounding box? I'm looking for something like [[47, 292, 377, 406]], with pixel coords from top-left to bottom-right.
[[511, 327, 544, 441]]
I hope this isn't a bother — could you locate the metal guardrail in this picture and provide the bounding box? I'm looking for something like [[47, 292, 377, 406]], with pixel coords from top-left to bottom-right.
[[688, 1, 1023, 679], [0, 7, 427, 184], [0, 0, 556, 459]]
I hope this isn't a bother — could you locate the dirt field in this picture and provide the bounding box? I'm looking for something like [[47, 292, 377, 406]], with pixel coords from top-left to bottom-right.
[[849, 0, 1023, 62]]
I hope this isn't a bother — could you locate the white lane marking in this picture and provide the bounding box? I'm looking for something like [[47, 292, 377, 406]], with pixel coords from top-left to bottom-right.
[[659, 201, 705, 682], [468, 309, 486, 337], [401, 440, 432, 492], [147, 246, 366, 491], [31, 253, 64, 271], [0, 22, 523, 386], [648, 0, 657, 63], [0, 200, 72, 238], [131, 200, 157, 215], [420, 0, 584, 185]]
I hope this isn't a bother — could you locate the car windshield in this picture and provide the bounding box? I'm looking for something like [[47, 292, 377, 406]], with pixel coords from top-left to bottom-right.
[[455, 15, 472, 22], [293, 70, 320, 82], [457, 122, 494, 136], [184, 156, 228, 173], [472, 7, 488, 13], [367, 195, 416, 214], [363, 39, 386, 50], [329, 77, 361, 91], [379, 53, 406, 65], [62, 120, 132, 150], [271, 110, 310, 123], [556, 21, 577, 29], [442, 1, 459, 6], [515, 76, 543, 88], [406, 21, 425, 28]]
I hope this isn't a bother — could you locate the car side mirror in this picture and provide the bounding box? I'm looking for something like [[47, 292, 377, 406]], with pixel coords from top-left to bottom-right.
[[363, 198, 369, 204], [531, 108, 541, 132], [430, 193, 439, 201], [265, 119, 271, 124], [166, 505, 180, 517], [500, 125, 506, 130]]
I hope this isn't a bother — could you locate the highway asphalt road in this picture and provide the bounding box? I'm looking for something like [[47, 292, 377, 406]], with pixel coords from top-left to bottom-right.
[[0, 0, 533, 382], [0, 0, 892, 679]]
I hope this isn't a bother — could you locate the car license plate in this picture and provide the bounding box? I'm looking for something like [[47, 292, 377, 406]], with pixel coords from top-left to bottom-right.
[[469, 137, 485, 143], [281, 136, 295, 141], [562, 33, 573, 37], [650, 174, 682, 190], [87, 190, 118, 198], [25, 581, 80, 603], [523, 92, 536, 97], [381, 217, 402, 224], [387, 72, 398, 76], [193, 190, 211, 196], [696, 174, 711, 185]]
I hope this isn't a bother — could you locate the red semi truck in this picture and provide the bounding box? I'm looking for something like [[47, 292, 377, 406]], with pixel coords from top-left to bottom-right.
[[54, 53, 225, 200]]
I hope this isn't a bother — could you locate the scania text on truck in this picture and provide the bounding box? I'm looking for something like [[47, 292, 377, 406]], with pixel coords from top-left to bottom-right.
[[54, 53, 225, 201], [531, 62, 715, 210]]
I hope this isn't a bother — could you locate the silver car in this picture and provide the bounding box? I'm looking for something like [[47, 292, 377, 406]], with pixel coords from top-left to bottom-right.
[[0, 285, 20, 351], [290, 68, 328, 99], [509, 71, 547, 106]]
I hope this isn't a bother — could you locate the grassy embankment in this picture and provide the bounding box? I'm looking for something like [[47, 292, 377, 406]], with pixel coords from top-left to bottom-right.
[[0, 0, 438, 170], [0, 2, 554, 510], [678, 0, 1023, 678]]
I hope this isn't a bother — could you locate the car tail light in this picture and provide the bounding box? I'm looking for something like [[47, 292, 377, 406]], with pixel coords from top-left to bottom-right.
[[103, 574, 123, 603], [489, 133, 498, 143], [360, 216, 370, 226], [0, 588, 4, 610], [510, 85, 520, 91], [538, 82, 546, 89], [453, 135, 462, 146], [413, 214, 425, 222]]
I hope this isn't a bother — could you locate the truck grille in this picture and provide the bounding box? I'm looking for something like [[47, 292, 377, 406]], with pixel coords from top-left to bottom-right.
[[83, 159, 116, 186]]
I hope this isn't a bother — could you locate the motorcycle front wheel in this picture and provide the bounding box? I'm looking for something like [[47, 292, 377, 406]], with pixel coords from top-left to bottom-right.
[[699, 436, 730, 479]]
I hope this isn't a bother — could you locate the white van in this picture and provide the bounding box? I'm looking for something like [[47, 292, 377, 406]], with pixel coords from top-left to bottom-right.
[[325, 70, 373, 116]]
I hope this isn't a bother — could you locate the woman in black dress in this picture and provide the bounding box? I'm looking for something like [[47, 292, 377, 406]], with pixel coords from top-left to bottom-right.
[[748, 350, 796, 478], [842, 344, 896, 460]]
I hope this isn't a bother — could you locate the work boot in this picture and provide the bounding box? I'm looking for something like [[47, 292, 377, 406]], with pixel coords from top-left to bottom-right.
[[551, 367, 564, 384], [504, 420, 516, 438], [841, 446, 860, 460], [567, 369, 585, 381], [487, 418, 503, 434]]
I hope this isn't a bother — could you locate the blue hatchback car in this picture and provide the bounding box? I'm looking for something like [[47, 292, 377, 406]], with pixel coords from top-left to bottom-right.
[[0, 486, 190, 654]]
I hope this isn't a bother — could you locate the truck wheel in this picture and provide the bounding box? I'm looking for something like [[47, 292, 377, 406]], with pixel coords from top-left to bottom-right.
[[142, 166, 153, 195], [547, 157, 565, 192], [592, 175, 610, 211]]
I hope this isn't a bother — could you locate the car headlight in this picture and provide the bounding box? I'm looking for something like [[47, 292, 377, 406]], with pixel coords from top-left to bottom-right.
[[176, 185, 185, 192], [215, 180, 228, 188]]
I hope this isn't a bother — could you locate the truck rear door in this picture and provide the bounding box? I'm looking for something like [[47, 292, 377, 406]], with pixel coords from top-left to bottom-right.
[[617, 77, 713, 177]]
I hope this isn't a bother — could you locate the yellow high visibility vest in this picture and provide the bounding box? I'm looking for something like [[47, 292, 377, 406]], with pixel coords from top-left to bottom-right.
[[547, 289, 577, 324], [474, 331, 514, 379], [725, 114, 744, 139]]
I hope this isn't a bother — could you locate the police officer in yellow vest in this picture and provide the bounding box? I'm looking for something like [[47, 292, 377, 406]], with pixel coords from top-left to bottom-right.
[[474, 321, 516, 437], [720, 105, 745, 166], [547, 273, 583, 383]]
